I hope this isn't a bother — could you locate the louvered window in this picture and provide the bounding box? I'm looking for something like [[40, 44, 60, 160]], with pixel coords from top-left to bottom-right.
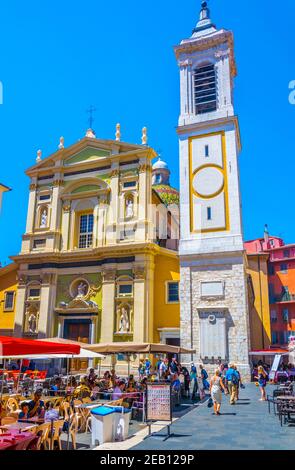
[[194, 64, 217, 114]]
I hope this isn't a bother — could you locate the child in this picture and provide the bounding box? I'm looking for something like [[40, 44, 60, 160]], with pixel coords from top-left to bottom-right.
[[18, 402, 29, 421]]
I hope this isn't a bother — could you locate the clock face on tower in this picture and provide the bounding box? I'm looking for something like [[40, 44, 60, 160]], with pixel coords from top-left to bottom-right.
[[193, 166, 224, 199], [189, 131, 229, 234]]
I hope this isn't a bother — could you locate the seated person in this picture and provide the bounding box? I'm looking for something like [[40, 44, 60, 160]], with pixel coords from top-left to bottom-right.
[[50, 377, 62, 396], [44, 401, 59, 423], [112, 380, 125, 401], [65, 376, 77, 394], [18, 402, 30, 421], [103, 371, 111, 381], [28, 389, 45, 418], [73, 376, 91, 399], [90, 379, 104, 401], [110, 369, 118, 387], [87, 368, 97, 388]]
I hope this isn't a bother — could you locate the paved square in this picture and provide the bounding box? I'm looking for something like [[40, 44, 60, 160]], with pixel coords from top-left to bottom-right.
[[133, 384, 295, 450]]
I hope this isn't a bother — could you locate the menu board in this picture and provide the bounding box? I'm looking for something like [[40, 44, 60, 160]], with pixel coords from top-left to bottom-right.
[[146, 383, 172, 422]]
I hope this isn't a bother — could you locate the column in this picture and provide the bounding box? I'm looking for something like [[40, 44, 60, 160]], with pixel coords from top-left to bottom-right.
[[13, 278, 27, 337], [136, 160, 151, 243], [133, 261, 149, 342], [107, 164, 119, 245], [46, 273, 57, 337], [50, 177, 63, 249], [25, 179, 37, 234], [61, 201, 71, 251], [38, 274, 53, 338], [100, 268, 116, 342]]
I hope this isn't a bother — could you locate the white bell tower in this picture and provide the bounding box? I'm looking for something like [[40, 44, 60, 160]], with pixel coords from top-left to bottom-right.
[[175, 1, 250, 376]]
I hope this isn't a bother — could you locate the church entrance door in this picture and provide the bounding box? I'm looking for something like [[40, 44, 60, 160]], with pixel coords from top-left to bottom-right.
[[63, 319, 91, 371], [166, 337, 180, 363]]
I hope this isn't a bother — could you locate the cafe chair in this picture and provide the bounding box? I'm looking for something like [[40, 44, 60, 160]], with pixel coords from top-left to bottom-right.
[[61, 402, 71, 421], [49, 419, 64, 450], [6, 398, 19, 413], [82, 397, 92, 404], [69, 413, 78, 450]]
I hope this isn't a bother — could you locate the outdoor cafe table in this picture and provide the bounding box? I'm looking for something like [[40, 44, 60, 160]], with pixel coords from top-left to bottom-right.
[[0, 421, 39, 433], [0, 429, 37, 450], [276, 396, 295, 400]]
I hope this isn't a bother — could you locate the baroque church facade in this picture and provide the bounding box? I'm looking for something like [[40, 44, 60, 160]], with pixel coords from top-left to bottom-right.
[[10, 129, 180, 369]]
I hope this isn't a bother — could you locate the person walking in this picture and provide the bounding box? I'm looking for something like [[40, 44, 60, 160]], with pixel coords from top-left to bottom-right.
[[199, 364, 210, 391], [189, 364, 198, 401], [234, 365, 244, 400], [225, 363, 239, 405], [254, 365, 268, 401], [159, 358, 167, 379], [169, 356, 180, 375], [210, 369, 227, 415]]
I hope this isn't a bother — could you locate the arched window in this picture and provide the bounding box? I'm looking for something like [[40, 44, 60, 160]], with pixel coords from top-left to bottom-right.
[[194, 63, 217, 114]]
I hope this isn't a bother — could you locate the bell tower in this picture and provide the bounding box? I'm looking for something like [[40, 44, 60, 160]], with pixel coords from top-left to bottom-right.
[[175, 1, 250, 376]]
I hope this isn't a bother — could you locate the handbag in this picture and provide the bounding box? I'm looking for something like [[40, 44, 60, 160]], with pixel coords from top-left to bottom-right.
[[207, 397, 213, 408]]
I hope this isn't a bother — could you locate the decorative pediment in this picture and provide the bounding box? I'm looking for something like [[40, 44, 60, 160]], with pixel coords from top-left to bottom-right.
[[68, 298, 93, 309], [64, 147, 111, 166]]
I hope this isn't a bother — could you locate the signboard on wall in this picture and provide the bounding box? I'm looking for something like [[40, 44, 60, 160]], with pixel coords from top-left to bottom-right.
[[146, 383, 172, 422]]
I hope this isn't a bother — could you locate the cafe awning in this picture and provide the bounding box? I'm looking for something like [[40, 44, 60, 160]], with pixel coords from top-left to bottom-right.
[[249, 349, 289, 356], [0, 336, 80, 357], [85, 342, 195, 355]]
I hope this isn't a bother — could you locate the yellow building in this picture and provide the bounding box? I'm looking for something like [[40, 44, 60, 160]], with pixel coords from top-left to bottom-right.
[[8, 128, 180, 371], [246, 251, 271, 350], [0, 263, 18, 336]]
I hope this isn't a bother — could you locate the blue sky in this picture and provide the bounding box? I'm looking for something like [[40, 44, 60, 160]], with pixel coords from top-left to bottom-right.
[[0, 0, 294, 265]]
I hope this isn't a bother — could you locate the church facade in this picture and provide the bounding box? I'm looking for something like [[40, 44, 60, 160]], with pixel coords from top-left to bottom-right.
[[10, 129, 180, 370], [0, 3, 258, 373]]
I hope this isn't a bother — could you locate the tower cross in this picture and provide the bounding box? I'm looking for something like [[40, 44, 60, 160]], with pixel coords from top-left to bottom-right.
[[86, 105, 96, 129]]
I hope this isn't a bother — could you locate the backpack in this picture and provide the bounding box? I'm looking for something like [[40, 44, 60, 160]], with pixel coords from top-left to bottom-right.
[[231, 373, 239, 385], [202, 369, 208, 380]]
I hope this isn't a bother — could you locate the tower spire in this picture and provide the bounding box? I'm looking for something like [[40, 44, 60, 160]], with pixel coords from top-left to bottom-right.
[[192, 1, 215, 36]]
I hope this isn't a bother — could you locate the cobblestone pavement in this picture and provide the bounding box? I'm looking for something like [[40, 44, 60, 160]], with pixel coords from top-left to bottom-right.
[[132, 384, 295, 450]]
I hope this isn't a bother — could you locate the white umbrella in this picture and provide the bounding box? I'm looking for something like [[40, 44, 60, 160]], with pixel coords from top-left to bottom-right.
[[0, 348, 105, 360]]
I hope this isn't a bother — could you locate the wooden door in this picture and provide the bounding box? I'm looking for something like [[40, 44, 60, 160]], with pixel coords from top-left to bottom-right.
[[64, 320, 90, 371]]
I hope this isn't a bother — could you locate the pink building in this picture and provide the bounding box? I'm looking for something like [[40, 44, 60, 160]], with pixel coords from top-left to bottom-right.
[[245, 226, 295, 347]]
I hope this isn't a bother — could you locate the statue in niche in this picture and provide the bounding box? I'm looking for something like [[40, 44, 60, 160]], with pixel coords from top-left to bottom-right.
[[40, 208, 48, 228], [76, 282, 88, 298], [125, 197, 134, 219], [119, 306, 130, 333], [27, 312, 37, 333]]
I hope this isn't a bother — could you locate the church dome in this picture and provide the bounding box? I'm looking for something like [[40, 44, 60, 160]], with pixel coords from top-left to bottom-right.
[[152, 156, 179, 205], [153, 185, 180, 206], [152, 157, 169, 170]]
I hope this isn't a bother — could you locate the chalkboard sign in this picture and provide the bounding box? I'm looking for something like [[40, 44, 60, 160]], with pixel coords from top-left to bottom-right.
[[146, 383, 172, 422]]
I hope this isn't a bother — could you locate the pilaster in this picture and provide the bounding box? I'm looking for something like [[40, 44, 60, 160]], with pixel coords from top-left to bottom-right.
[[100, 268, 116, 342]]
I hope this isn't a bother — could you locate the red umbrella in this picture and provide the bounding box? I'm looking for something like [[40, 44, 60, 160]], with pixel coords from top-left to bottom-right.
[[0, 336, 80, 357]]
